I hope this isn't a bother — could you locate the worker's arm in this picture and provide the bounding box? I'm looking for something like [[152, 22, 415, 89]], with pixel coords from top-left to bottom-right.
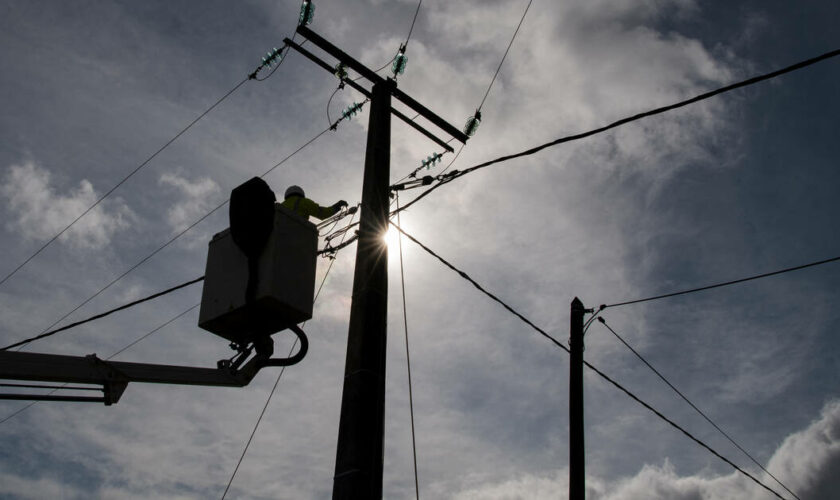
[[300, 198, 347, 220]]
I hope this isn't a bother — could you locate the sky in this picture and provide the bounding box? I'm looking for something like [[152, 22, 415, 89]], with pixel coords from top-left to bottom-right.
[[0, 0, 839, 498]]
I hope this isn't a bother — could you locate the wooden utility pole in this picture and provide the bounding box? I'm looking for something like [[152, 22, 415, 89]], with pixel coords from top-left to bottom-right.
[[286, 25, 468, 499], [332, 80, 393, 499], [569, 297, 585, 499]]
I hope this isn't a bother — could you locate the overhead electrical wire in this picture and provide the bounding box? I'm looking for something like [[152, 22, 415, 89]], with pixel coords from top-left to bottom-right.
[[597, 317, 801, 500], [602, 255, 840, 309], [326, 84, 341, 125], [0, 78, 248, 290], [11, 117, 346, 351], [393, 194, 421, 499], [391, 222, 789, 500], [220, 209, 359, 500], [404, 0, 423, 48], [321, 43, 840, 258], [391, 47, 840, 218], [347, 0, 423, 86], [1, 276, 204, 351], [396, 0, 531, 182], [0, 10, 319, 326], [477, 0, 533, 112], [219, 339, 298, 500]]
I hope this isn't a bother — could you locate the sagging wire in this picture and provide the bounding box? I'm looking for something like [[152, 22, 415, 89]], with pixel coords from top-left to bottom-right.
[[393, 224, 789, 500], [392, 193, 421, 499], [596, 317, 802, 500], [326, 63, 350, 126]]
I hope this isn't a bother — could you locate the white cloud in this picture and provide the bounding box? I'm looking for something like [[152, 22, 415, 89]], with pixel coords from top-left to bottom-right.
[[0, 473, 85, 500], [158, 172, 220, 234], [452, 400, 840, 500], [0, 162, 133, 250]]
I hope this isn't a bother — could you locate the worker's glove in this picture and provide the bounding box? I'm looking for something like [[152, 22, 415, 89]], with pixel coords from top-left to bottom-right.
[[332, 200, 349, 210]]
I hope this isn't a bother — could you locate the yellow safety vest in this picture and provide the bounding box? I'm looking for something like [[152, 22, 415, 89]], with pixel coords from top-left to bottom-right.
[[280, 195, 338, 221]]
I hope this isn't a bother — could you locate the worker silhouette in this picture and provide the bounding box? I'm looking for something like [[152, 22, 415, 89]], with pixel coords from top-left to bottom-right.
[[280, 185, 348, 221]]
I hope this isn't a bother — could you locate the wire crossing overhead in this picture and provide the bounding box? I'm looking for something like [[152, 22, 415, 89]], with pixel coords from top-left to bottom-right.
[[394, 196, 421, 500], [10, 118, 343, 353], [603, 254, 840, 309], [597, 318, 802, 500], [1, 277, 205, 351], [0, 78, 247, 291], [391, 223, 790, 500], [478, 0, 533, 112], [390, 47, 840, 219], [0, 4, 328, 292]]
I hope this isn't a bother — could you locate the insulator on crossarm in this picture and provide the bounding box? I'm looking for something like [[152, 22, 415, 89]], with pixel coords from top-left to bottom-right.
[[299, 1, 315, 26], [334, 63, 348, 80], [341, 102, 364, 120], [392, 45, 408, 75], [463, 110, 481, 137], [420, 152, 442, 169], [261, 47, 283, 69]]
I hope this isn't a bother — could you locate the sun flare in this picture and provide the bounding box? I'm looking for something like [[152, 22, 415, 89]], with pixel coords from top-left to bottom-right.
[[383, 225, 401, 250]]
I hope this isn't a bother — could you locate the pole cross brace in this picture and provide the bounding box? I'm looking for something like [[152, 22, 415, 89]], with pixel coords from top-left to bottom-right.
[[287, 26, 469, 148]]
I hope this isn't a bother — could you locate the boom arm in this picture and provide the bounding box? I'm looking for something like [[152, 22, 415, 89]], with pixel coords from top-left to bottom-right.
[[0, 325, 308, 405]]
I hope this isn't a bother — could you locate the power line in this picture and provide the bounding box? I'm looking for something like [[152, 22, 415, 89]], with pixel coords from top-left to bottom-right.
[[220, 209, 358, 499], [603, 255, 840, 309], [219, 339, 297, 500], [17, 120, 338, 352], [392, 47, 840, 218], [478, 0, 533, 112], [0, 78, 248, 290], [598, 317, 801, 500], [393, 195, 420, 499], [580, 356, 787, 500], [326, 84, 341, 126], [8, 201, 225, 352], [404, 1, 423, 48], [1, 277, 204, 351], [391, 223, 789, 500], [395, 0, 531, 182], [347, 0, 424, 85]]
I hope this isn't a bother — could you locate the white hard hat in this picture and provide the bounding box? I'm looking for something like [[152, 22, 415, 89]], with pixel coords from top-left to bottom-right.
[[284, 185, 305, 199]]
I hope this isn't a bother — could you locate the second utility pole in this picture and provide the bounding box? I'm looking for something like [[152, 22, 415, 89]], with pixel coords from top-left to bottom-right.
[[569, 297, 585, 499], [333, 80, 393, 499]]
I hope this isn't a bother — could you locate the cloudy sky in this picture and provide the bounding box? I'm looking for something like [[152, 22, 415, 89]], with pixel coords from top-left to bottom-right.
[[1, 0, 839, 498]]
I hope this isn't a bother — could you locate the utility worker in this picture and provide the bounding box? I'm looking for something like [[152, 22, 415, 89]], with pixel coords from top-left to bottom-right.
[[281, 185, 348, 221]]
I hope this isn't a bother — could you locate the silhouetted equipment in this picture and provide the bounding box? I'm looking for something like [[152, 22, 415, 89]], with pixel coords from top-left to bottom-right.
[[0, 179, 315, 405], [200, 178, 316, 356]]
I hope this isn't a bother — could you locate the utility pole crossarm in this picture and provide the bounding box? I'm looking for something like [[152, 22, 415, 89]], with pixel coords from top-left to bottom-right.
[[284, 38, 456, 153], [294, 26, 469, 144]]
